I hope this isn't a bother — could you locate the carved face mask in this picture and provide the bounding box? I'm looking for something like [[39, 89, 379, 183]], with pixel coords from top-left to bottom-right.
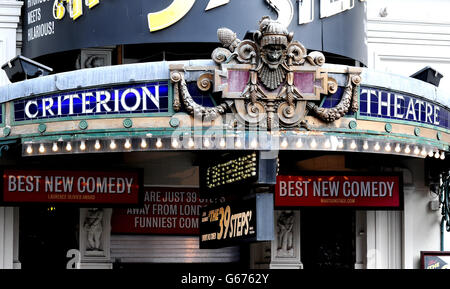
[[261, 44, 286, 70]]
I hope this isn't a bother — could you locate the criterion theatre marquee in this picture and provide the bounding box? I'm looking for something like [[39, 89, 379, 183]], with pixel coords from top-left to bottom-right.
[[2, 16, 448, 158], [13, 81, 168, 122]]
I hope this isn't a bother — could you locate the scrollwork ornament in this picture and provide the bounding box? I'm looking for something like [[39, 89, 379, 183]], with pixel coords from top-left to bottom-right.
[[306, 51, 325, 66], [351, 75, 361, 112], [170, 71, 182, 111], [197, 73, 213, 92], [286, 41, 306, 65], [171, 71, 228, 121], [307, 74, 356, 122], [328, 78, 338, 94], [236, 40, 259, 63], [211, 47, 232, 64]]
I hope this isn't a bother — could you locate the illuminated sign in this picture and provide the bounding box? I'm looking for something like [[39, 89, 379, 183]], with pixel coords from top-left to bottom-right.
[[111, 187, 217, 235], [200, 152, 277, 193], [359, 87, 450, 129], [275, 174, 402, 209], [13, 81, 168, 122], [200, 197, 256, 249], [1, 169, 142, 205], [204, 153, 258, 190]]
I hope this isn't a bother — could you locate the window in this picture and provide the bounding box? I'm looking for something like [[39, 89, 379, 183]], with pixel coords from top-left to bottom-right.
[[320, 0, 354, 18], [298, 0, 314, 24]]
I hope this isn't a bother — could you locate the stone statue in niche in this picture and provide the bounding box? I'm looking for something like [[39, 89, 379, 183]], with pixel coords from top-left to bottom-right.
[[276, 210, 295, 257], [84, 208, 104, 251]]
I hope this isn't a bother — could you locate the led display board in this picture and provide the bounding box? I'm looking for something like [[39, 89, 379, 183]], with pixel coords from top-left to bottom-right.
[[200, 152, 278, 194]]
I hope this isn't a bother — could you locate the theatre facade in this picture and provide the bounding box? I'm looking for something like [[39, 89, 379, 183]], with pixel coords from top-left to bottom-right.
[[0, 0, 448, 269]]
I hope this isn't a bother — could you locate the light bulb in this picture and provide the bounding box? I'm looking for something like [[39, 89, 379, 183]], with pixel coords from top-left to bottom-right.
[[94, 140, 101, 150], [405, 145, 411, 154], [395, 144, 401, 153], [414, 146, 420, 155], [52, 142, 58, 152], [361, 141, 368, 150], [66, 142, 72, 151], [172, 138, 179, 148], [110, 140, 117, 150], [204, 138, 210, 148], [26, 145, 33, 154], [428, 150, 434, 157], [281, 138, 288, 148], [420, 147, 427, 156], [124, 139, 131, 149], [80, 141, 86, 151], [156, 138, 162, 148], [435, 151, 440, 159], [219, 138, 226, 148], [188, 138, 194, 148], [296, 139, 303, 148], [250, 138, 258, 149], [310, 139, 317, 148], [374, 142, 380, 151], [39, 144, 45, 153], [440, 152, 445, 160], [338, 140, 344, 149], [324, 139, 331, 149], [235, 138, 242, 148], [350, 140, 357, 150], [385, 143, 391, 152], [141, 138, 148, 148]]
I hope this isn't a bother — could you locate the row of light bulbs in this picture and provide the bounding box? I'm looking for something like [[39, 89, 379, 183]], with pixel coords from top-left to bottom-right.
[[277, 138, 446, 160], [27, 138, 159, 154], [24, 136, 446, 160]]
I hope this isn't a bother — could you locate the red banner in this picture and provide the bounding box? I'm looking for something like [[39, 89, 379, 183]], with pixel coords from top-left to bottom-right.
[[275, 175, 401, 208], [2, 169, 141, 205], [111, 187, 212, 235]]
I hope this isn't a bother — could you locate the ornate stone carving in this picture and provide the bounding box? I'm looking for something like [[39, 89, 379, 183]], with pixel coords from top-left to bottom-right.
[[170, 16, 362, 128], [276, 210, 295, 257], [84, 208, 104, 252], [170, 71, 230, 121]]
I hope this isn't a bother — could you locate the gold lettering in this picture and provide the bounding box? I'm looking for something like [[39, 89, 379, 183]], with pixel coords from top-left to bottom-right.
[[53, 0, 100, 21]]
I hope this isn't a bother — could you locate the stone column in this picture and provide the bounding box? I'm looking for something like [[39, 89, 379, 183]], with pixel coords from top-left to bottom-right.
[[0, 207, 20, 269], [270, 210, 302, 269], [79, 208, 113, 269], [0, 0, 23, 85]]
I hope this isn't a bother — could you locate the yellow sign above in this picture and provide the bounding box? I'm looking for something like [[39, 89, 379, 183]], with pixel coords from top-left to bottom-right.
[[147, 0, 196, 32]]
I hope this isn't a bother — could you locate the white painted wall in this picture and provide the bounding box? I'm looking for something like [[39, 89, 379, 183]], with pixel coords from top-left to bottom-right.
[[366, 0, 450, 269], [0, 0, 22, 269], [367, 0, 450, 92], [401, 160, 446, 269], [0, 1, 23, 85]]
